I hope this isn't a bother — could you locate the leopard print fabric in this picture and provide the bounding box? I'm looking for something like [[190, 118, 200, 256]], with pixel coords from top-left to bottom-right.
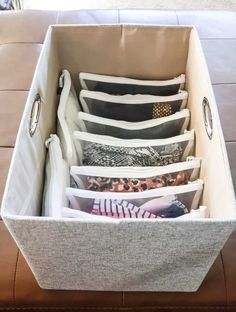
[[87, 170, 191, 192]]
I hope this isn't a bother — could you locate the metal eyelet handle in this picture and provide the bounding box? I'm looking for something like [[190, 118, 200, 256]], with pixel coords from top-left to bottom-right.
[[29, 94, 41, 137], [202, 97, 213, 140]]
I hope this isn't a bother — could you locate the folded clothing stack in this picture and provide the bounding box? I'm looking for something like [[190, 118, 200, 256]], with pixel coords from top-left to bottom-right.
[[42, 70, 206, 220]]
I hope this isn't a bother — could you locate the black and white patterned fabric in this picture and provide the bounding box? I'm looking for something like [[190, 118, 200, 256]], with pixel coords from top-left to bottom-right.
[[83, 142, 184, 167]]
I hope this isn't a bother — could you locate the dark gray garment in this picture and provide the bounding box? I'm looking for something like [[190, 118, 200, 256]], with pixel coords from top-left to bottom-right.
[[86, 80, 182, 96], [83, 97, 183, 121], [82, 116, 187, 139]]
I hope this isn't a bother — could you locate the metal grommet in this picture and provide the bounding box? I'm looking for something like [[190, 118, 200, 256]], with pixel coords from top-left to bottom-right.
[[29, 94, 41, 137], [202, 97, 213, 140]]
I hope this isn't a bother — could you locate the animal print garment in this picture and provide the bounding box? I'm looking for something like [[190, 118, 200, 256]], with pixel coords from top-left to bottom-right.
[[83, 142, 186, 167], [87, 170, 192, 192]]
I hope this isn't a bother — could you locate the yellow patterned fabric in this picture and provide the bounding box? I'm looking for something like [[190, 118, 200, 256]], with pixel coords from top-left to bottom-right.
[[152, 102, 173, 118]]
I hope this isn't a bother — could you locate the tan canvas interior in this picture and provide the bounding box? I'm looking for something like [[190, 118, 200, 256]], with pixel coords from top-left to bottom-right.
[[2, 25, 235, 220]]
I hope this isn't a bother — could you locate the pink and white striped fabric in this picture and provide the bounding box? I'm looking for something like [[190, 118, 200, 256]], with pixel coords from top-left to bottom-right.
[[91, 199, 159, 219]]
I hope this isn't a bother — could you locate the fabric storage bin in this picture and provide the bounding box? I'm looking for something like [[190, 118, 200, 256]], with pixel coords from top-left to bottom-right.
[[1, 25, 236, 292]]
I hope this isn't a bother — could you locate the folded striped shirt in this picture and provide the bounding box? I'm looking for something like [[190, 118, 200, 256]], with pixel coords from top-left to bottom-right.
[[91, 199, 158, 219]]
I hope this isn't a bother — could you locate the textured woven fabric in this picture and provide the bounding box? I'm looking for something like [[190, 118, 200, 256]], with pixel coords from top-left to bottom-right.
[[3, 216, 235, 291]]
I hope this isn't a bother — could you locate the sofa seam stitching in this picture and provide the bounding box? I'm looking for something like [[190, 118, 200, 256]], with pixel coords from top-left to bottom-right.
[[122, 291, 125, 306], [0, 42, 43, 45], [13, 249, 19, 305], [0, 89, 29, 92]]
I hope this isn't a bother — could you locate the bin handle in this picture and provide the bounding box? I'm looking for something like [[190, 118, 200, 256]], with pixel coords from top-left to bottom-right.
[[202, 97, 213, 140], [29, 94, 41, 137]]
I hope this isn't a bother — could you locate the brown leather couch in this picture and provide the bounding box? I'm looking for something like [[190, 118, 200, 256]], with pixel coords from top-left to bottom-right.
[[0, 9, 236, 312]]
